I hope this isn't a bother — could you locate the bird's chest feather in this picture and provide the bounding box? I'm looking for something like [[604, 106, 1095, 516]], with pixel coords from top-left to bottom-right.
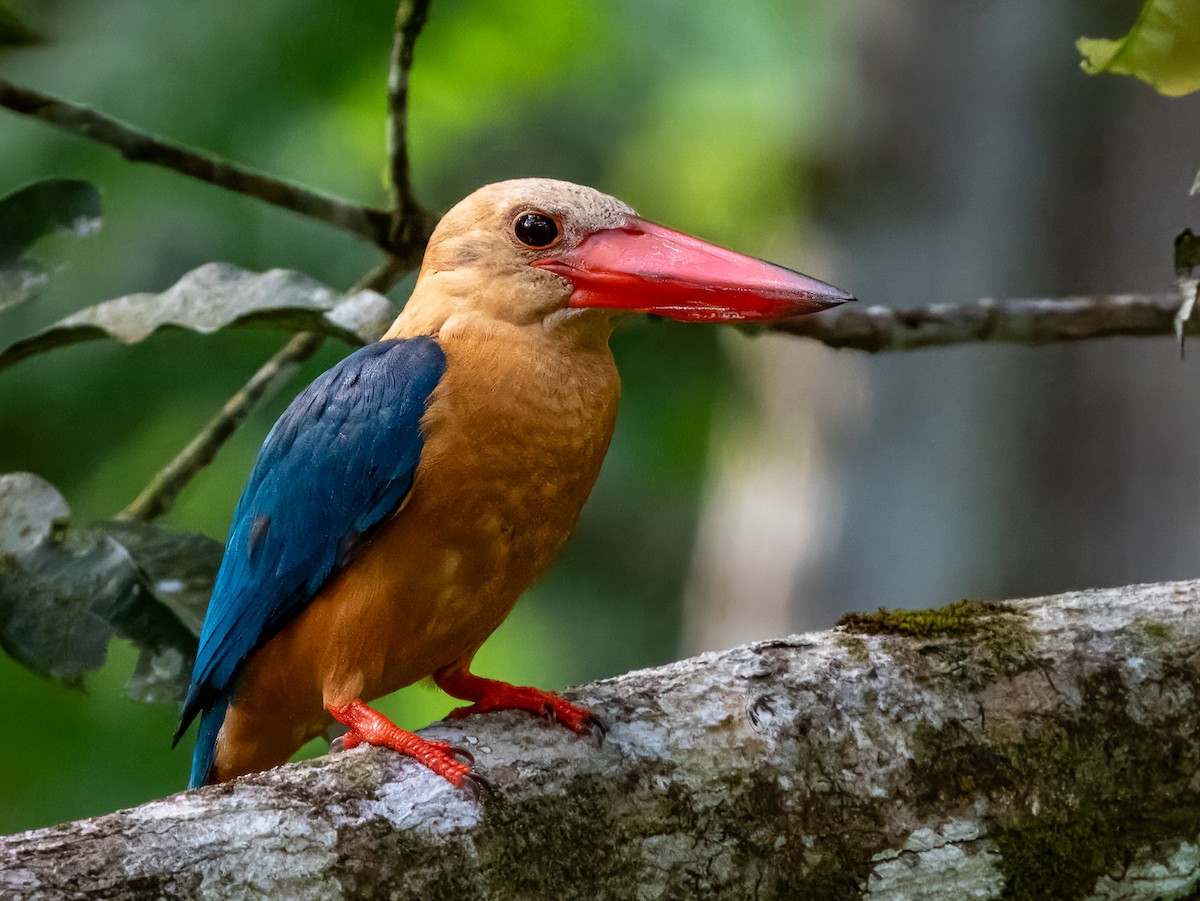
[[415, 332, 620, 585], [307, 327, 622, 695]]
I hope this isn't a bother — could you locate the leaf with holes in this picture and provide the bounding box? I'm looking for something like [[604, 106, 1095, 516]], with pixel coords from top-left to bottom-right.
[[0, 262, 398, 372], [0, 472, 221, 703]]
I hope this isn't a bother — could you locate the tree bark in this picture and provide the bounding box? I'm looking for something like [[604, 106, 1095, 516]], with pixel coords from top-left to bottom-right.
[[767, 293, 1191, 353], [4, 580, 1199, 900]]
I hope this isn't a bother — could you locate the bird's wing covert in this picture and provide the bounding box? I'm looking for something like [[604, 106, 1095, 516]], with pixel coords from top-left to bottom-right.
[[177, 336, 446, 737]]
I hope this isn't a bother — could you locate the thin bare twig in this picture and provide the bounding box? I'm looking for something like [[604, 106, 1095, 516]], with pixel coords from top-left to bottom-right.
[[106, 282, 1195, 523], [769, 292, 1187, 352], [387, 0, 438, 259], [0, 78, 395, 249], [116, 331, 325, 523]]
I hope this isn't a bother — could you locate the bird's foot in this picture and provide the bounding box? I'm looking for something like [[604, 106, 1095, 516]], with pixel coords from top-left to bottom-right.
[[435, 670, 606, 741], [327, 699, 480, 791]]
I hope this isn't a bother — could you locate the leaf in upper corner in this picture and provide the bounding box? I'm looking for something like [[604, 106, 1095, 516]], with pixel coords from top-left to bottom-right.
[[0, 1, 42, 49], [0, 179, 102, 311], [1077, 0, 1200, 97], [0, 263, 399, 373], [0, 472, 211, 703]]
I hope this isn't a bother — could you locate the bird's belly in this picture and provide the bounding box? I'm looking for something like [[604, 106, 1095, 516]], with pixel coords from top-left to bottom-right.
[[216, 517, 524, 778], [337, 449, 602, 701], [229, 420, 610, 729]]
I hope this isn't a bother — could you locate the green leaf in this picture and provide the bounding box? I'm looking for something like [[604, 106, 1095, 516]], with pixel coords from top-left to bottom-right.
[[0, 179, 102, 311], [1077, 0, 1200, 97], [0, 263, 398, 373], [0, 1, 41, 49], [0, 472, 216, 703], [0, 180, 101, 263], [96, 520, 222, 638]]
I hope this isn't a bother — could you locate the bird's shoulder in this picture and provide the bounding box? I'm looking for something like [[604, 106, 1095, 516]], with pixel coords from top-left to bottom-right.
[[182, 336, 447, 717]]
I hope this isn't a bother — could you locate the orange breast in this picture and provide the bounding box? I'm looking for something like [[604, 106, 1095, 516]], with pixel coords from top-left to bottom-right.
[[210, 321, 620, 782]]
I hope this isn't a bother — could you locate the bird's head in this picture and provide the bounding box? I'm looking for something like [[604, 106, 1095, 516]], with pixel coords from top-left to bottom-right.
[[398, 178, 853, 339]]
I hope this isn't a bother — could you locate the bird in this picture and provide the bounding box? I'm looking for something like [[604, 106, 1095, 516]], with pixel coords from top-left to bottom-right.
[[173, 178, 853, 791]]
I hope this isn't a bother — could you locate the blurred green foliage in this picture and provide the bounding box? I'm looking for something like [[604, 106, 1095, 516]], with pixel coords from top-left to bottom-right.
[[0, 0, 836, 832]]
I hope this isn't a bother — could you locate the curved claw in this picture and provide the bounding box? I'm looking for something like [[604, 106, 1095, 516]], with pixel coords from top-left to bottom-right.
[[448, 745, 475, 765], [580, 713, 608, 744], [460, 772, 497, 802]]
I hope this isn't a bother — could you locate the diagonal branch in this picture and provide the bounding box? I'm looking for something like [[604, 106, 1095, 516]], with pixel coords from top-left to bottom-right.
[[117, 259, 410, 524], [769, 291, 1188, 351], [0, 78, 396, 249], [116, 331, 325, 524]]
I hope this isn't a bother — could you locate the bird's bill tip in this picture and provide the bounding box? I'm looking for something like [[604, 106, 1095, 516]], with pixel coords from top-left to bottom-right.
[[532, 217, 853, 323]]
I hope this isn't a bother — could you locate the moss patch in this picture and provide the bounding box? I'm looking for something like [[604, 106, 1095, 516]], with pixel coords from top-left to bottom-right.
[[837, 598, 1037, 684], [469, 760, 888, 899], [837, 599, 1016, 639], [1136, 619, 1175, 644], [909, 661, 1200, 900]]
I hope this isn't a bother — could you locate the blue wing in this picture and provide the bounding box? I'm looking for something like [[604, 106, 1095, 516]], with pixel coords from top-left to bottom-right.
[[176, 336, 446, 786]]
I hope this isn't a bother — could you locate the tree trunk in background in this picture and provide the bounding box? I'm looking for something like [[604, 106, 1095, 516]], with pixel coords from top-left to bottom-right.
[[5, 579, 1200, 899], [682, 334, 867, 653], [684, 0, 1200, 651]]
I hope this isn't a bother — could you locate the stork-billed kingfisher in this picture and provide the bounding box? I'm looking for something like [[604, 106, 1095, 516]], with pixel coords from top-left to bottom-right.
[[174, 179, 853, 790]]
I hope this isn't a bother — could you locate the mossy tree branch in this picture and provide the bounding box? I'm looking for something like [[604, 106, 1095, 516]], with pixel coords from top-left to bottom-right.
[[3, 579, 1199, 898]]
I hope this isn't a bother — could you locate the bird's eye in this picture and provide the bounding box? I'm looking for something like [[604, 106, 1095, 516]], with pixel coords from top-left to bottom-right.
[[513, 212, 560, 249]]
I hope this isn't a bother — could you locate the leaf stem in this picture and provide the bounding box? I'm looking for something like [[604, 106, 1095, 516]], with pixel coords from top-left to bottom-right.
[[116, 332, 324, 523], [116, 258, 410, 524]]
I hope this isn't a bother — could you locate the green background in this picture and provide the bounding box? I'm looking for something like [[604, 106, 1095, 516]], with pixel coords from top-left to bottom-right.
[[2, 0, 1200, 833]]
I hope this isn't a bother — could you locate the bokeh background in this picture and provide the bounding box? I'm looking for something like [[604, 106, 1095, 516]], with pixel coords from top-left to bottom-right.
[[2, 0, 1199, 833]]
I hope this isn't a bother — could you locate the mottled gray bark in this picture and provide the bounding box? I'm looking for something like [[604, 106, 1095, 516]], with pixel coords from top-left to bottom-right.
[[3, 580, 1199, 900], [768, 293, 1189, 353]]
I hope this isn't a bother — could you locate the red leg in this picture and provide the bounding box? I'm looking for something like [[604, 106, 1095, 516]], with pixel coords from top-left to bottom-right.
[[327, 699, 476, 789], [434, 667, 605, 739]]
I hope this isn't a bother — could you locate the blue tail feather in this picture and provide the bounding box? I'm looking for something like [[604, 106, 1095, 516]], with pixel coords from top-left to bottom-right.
[[189, 695, 231, 788]]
